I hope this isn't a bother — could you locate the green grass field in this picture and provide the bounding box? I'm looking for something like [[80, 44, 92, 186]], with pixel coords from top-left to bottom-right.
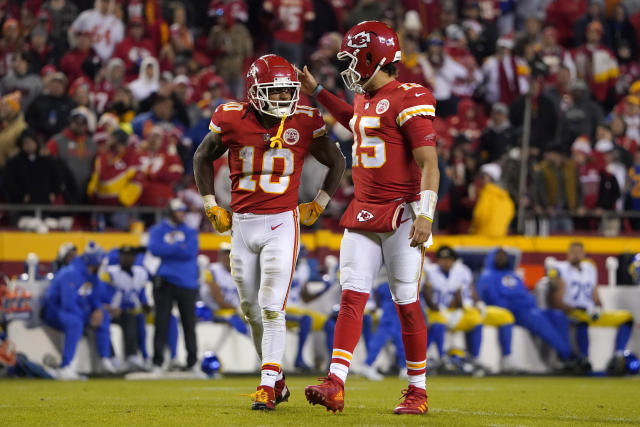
[[3, 376, 640, 426]]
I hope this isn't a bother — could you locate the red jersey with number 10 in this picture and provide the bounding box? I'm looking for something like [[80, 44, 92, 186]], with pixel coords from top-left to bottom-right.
[[209, 102, 326, 214], [349, 81, 436, 204]]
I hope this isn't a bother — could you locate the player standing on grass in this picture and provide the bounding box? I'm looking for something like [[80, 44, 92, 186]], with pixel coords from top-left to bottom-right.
[[298, 21, 439, 414], [193, 54, 345, 411]]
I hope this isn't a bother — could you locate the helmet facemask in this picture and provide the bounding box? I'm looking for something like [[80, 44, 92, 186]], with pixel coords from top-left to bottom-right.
[[337, 49, 385, 94], [249, 79, 301, 118]]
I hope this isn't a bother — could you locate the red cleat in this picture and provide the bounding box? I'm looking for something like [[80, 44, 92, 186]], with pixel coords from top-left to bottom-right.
[[275, 372, 290, 405], [394, 385, 428, 415], [304, 373, 345, 413], [250, 385, 275, 411]]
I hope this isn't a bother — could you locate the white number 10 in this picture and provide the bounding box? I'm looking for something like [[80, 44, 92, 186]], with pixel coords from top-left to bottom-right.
[[238, 147, 294, 194]]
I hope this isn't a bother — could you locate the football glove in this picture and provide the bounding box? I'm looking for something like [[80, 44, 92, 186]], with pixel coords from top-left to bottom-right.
[[587, 305, 602, 321], [202, 195, 232, 233], [299, 190, 331, 226]]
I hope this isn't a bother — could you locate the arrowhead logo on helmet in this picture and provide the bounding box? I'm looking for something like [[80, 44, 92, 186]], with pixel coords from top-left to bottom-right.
[[347, 31, 371, 49]]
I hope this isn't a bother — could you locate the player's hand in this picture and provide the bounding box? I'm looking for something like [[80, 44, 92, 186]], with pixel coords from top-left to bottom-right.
[[294, 65, 319, 96], [299, 200, 324, 226], [202, 195, 232, 233], [587, 305, 602, 321], [409, 216, 432, 247], [89, 309, 103, 328]]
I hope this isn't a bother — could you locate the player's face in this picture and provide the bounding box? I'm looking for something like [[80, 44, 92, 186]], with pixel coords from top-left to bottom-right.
[[171, 210, 185, 224], [88, 265, 99, 275], [494, 250, 509, 270], [437, 257, 454, 272], [268, 87, 293, 101], [119, 252, 135, 269], [568, 244, 584, 265]]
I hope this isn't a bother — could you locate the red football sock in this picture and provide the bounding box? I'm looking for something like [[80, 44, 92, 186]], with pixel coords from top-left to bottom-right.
[[329, 289, 369, 383], [395, 300, 427, 387]]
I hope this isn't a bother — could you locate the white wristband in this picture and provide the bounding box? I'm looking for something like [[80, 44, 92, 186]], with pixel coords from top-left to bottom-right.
[[418, 190, 438, 220], [314, 190, 331, 209], [202, 194, 217, 210]]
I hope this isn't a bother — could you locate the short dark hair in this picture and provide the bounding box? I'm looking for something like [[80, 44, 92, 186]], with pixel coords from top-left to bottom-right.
[[153, 94, 172, 105], [17, 129, 38, 149], [380, 62, 398, 77]]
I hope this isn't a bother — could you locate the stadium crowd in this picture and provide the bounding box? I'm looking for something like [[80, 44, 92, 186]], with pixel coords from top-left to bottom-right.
[[0, 0, 640, 235]]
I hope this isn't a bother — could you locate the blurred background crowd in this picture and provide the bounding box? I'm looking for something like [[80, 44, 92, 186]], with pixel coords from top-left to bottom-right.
[[1, 0, 640, 236]]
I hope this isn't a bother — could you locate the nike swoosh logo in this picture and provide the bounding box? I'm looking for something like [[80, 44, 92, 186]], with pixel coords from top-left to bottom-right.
[[271, 223, 283, 230], [415, 93, 426, 97], [399, 218, 410, 224]]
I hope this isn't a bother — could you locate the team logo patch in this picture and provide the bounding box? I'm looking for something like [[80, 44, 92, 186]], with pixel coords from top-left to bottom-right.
[[356, 210, 374, 222], [347, 31, 371, 49], [376, 99, 389, 114], [283, 128, 300, 145]]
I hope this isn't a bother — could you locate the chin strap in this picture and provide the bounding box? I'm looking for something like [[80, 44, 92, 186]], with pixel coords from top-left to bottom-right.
[[269, 115, 287, 149]]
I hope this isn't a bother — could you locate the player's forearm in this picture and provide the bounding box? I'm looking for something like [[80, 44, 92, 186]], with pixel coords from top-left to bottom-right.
[[193, 132, 226, 196], [315, 87, 354, 129]]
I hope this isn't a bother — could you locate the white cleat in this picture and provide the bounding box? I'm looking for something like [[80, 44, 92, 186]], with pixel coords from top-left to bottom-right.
[[361, 364, 384, 381], [56, 365, 87, 381], [100, 357, 118, 374]]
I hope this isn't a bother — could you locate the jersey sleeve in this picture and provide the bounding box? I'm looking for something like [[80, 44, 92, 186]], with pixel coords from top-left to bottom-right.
[[396, 85, 437, 149], [395, 85, 436, 127], [209, 105, 223, 135], [311, 108, 327, 139]]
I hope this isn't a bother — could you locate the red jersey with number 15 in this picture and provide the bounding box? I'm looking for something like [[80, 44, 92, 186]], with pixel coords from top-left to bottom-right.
[[349, 81, 436, 204], [209, 102, 326, 214]]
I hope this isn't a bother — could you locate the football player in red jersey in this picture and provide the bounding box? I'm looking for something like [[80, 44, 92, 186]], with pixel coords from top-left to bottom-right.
[[297, 21, 439, 414], [193, 54, 345, 411]]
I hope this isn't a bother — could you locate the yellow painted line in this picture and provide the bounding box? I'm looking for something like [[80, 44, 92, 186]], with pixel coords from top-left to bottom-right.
[[0, 231, 639, 262]]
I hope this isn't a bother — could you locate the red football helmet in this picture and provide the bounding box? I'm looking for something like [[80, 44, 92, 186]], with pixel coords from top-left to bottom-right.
[[338, 21, 401, 93], [246, 54, 301, 118]]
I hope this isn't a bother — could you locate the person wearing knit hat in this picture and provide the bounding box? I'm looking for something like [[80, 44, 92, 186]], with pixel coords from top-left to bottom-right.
[[481, 32, 529, 105]]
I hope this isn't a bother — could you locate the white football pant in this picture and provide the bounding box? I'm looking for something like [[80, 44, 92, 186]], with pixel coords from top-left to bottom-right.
[[230, 208, 300, 368]]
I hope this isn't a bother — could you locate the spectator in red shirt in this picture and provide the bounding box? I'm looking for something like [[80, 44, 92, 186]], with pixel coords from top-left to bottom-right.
[[137, 126, 184, 207], [60, 29, 102, 83], [112, 17, 157, 81], [572, 21, 619, 105], [263, 0, 315, 66]]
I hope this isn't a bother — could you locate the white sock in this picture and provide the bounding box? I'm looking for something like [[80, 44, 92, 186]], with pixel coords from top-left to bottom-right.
[[408, 373, 426, 390], [329, 363, 349, 384], [260, 369, 278, 388], [260, 309, 286, 380]]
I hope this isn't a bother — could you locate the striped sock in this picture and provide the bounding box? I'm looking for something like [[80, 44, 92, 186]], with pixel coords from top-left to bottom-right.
[[329, 348, 353, 384], [406, 359, 427, 390]]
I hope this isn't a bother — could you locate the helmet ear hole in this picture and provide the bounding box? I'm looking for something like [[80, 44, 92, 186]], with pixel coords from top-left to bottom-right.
[[366, 52, 372, 66]]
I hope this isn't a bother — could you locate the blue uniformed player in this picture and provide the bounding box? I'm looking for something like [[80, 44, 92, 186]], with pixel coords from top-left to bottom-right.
[[42, 241, 113, 379], [548, 242, 634, 369], [476, 248, 587, 372], [424, 246, 515, 372], [197, 244, 249, 336], [101, 245, 152, 370]]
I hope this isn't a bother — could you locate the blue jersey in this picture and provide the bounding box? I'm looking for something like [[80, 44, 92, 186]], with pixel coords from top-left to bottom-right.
[[148, 219, 199, 289], [43, 257, 102, 317]]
